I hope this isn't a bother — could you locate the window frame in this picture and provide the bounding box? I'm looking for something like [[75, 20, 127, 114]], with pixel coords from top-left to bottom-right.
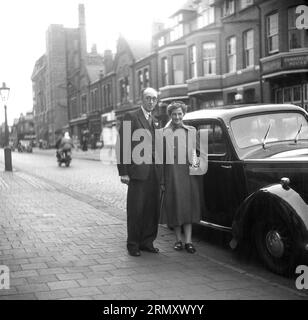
[[172, 54, 185, 85], [243, 29, 254, 68], [162, 57, 169, 87], [267, 12, 279, 54], [189, 45, 197, 79], [226, 36, 237, 73], [202, 42, 216, 75]]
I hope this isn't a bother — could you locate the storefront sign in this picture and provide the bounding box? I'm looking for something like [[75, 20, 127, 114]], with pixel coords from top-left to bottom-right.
[[283, 55, 308, 68]]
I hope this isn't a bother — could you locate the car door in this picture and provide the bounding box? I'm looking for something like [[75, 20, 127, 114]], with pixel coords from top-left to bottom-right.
[[192, 119, 246, 228]]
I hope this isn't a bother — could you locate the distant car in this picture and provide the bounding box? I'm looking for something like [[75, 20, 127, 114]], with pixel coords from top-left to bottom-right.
[[184, 104, 308, 276]]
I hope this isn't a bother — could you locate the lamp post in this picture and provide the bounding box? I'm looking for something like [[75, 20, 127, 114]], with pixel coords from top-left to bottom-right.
[[0, 82, 12, 171]]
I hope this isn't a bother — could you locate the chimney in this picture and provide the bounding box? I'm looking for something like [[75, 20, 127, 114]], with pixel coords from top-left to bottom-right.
[[91, 44, 97, 54], [103, 50, 113, 74], [78, 4, 87, 59]]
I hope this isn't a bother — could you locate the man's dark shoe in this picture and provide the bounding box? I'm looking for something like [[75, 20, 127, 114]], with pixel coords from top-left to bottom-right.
[[140, 246, 159, 253], [128, 248, 141, 257]]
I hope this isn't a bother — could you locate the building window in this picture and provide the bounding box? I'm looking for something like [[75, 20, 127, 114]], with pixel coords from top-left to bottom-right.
[[120, 77, 129, 103], [222, 0, 235, 17], [227, 36, 236, 73], [197, 5, 215, 29], [170, 24, 184, 42], [189, 45, 197, 79], [288, 7, 306, 50], [158, 36, 165, 47], [276, 89, 283, 103], [293, 86, 301, 102], [284, 87, 292, 102], [137, 70, 144, 97], [81, 94, 87, 114], [240, 0, 253, 10], [162, 57, 169, 86], [102, 85, 106, 108], [267, 13, 279, 54], [70, 97, 77, 118], [144, 68, 150, 88], [90, 89, 98, 111], [203, 42, 216, 75], [275, 85, 306, 105], [243, 89, 255, 103], [172, 55, 184, 84], [243, 29, 254, 68], [107, 83, 112, 107], [227, 92, 236, 104]]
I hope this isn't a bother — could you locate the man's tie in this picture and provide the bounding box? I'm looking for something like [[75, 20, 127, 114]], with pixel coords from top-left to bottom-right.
[[148, 114, 153, 127]]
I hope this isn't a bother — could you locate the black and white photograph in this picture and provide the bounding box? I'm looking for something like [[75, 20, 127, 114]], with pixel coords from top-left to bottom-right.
[[0, 0, 308, 310]]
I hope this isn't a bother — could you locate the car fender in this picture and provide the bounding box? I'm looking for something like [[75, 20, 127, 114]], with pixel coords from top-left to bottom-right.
[[232, 183, 308, 248]]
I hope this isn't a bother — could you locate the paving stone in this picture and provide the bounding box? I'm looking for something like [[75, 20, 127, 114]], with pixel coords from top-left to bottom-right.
[[67, 286, 102, 297], [47, 280, 80, 290], [35, 290, 70, 300]]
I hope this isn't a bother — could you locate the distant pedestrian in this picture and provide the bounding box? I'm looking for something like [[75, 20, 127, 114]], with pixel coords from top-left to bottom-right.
[[160, 101, 206, 253], [116, 87, 162, 257]]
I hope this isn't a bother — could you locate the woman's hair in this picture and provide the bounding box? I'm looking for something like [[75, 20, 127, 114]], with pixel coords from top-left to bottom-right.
[[167, 101, 188, 117]]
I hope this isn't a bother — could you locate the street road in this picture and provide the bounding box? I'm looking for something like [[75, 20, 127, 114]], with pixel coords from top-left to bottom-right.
[[0, 149, 307, 298]]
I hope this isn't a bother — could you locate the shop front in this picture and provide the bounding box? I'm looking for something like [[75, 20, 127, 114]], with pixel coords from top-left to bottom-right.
[[261, 51, 308, 111]]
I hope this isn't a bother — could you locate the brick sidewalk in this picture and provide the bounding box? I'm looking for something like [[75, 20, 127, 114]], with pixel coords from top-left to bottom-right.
[[0, 166, 307, 300]]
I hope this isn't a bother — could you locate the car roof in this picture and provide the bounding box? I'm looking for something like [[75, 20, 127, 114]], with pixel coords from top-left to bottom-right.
[[184, 104, 306, 122]]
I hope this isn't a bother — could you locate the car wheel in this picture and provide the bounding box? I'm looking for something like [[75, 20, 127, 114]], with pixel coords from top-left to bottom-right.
[[253, 213, 298, 276]]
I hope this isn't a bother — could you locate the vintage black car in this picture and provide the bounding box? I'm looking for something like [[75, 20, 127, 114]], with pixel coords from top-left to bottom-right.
[[184, 104, 308, 276]]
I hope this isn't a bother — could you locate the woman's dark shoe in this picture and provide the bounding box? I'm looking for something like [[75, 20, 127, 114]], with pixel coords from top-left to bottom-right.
[[173, 241, 183, 251], [184, 243, 196, 254]]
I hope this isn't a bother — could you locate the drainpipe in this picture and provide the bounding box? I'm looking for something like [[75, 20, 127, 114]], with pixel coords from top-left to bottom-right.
[[256, 3, 264, 103]]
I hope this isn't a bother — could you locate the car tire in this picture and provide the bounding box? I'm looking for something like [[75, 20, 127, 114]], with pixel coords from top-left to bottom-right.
[[253, 213, 298, 276]]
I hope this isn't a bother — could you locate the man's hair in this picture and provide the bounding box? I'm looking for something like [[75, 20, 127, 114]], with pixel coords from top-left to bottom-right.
[[142, 87, 158, 98]]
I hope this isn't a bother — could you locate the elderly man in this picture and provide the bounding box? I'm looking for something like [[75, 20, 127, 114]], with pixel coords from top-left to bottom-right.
[[117, 88, 162, 256]]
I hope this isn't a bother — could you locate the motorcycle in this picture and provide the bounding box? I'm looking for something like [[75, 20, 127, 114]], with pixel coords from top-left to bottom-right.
[[57, 150, 72, 167]]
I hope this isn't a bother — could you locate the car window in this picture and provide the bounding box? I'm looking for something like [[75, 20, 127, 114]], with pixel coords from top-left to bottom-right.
[[231, 112, 308, 149], [196, 123, 227, 156]]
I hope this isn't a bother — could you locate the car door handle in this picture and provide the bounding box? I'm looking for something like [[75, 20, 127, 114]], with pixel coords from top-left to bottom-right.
[[221, 165, 232, 169]]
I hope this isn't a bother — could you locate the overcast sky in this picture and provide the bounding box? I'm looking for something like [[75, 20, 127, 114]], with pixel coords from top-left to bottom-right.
[[0, 0, 185, 125]]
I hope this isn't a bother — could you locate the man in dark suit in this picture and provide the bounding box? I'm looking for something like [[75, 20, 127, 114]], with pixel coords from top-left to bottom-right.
[[117, 88, 161, 257]]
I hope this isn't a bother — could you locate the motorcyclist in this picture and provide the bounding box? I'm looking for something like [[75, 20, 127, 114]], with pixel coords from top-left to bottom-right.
[[59, 132, 74, 156]]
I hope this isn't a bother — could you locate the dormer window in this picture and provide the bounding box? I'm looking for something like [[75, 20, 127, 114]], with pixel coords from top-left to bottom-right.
[[240, 0, 253, 10], [197, 5, 215, 28], [223, 0, 235, 17], [158, 36, 165, 47], [170, 24, 184, 41]]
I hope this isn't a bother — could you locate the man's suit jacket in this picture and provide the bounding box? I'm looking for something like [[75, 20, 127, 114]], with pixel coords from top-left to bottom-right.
[[117, 108, 161, 181]]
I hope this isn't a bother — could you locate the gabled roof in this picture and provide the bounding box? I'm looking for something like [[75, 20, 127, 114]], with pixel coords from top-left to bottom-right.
[[31, 54, 46, 80], [125, 37, 152, 61], [85, 53, 104, 83]]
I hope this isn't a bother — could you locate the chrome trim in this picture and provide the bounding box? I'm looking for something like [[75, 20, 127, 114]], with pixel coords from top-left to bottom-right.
[[199, 220, 232, 232]]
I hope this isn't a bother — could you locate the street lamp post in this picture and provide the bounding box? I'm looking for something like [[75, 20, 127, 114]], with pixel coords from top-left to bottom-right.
[[0, 82, 12, 171]]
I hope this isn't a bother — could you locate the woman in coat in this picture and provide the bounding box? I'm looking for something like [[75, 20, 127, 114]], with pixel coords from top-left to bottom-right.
[[160, 101, 206, 253]]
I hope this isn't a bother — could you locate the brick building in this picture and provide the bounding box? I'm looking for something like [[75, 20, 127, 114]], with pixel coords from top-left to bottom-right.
[[32, 1, 307, 148]]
